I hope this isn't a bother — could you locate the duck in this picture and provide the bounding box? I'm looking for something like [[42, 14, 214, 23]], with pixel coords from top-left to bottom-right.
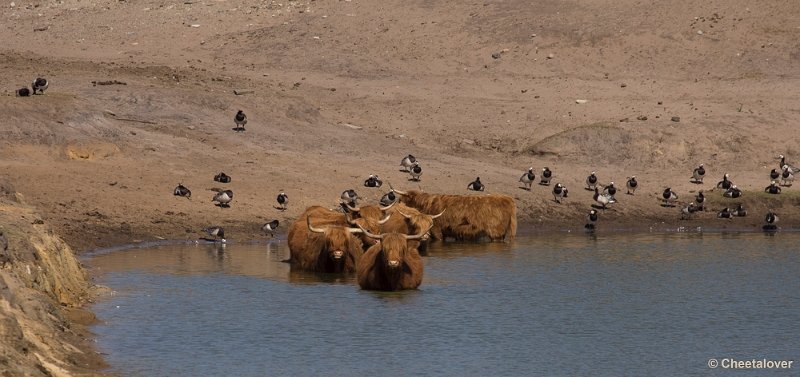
[[662, 188, 678, 207], [234, 110, 247, 132], [716, 173, 733, 190], [214, 172, 231, 183], [695, 190, 706, 211], [778, 155, 799, 174], [173, 183, 192, 198], [770, 168, 780, 181], [276, 192, 288, 211], [763, 211, 779, 231], [379, 191, 397, 206], [467, 177, 485, 191], [202, 226, 226, 243], [781, 165, 794, 186], [552, 183, 568, 203], [585, 209, 598, 231], [540, 167, 553, 186], [16, 87, 31, 97], [340, 189, 359, 206], [363, 174, 383, 188], [681, 202, 700, 220], [765, 181, 781, 194], [593, 187, 616, 210], [692, 163, 705, 183], [602, 181, 617, 199], [31, 77, 48, 94], [409, 162, 422, 181], [519, 168, 535, 190], [717, 207, 733, 219], [734, 203, 747, 217], [626, 176, 638, 195], [400, 154, 416, 172], [261, 220, 280, 238], [585, 172, 598, 190], [723, 185, 742, 198], [212, 190, 234, 207]]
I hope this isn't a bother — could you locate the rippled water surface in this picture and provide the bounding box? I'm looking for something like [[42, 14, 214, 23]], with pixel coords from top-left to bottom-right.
[[89, 232, 800, 376]]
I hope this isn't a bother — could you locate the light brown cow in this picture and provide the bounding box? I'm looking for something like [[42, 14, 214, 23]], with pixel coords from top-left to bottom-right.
[[380, 203, 444, 254], [287, 215, 364, 273], [356, 226, 430, 291], [392, 188, 517, 242]]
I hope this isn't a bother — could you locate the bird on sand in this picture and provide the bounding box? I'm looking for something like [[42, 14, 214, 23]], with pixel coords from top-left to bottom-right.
[[212, 189, 233, 207], [692, 163, 705, 183], [626, 176, 638, 195], [202, 226, 226, 243], [540, 167, 553, 186], [234, 110, 247, 132], [467, 177, 485, 191], [261, 220, 280, 237], [173, 183, 191, 198], [519, 168, 535, 190], [276, 192, 288, 211], [31, 77, 49, 94]]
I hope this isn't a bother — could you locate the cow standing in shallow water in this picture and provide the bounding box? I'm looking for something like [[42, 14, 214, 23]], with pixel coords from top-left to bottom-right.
[[380, 203, 444, 255], [287, 216, 364, 273], [391, 188, 516, 242], [356, 226, 430, 291]]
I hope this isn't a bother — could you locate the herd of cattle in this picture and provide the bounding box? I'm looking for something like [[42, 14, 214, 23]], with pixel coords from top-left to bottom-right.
[[287, 188, 517, 292]]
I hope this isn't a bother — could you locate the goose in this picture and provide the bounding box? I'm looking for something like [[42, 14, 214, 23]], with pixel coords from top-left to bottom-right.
[[214, 172, 231, 183], [770, 168, 780, 181], [716, 174, 732, 190], [552, 183, 568, 203], [695, 190, 706, 211], [723, 185, 742, 198], [202, 226, 226, 242], [261, 220, 280, 238], [765, 181, 781, 194], [234, 110, 247, 132], [363, 174, 383, 188], [692, 163, 705, 183], [681, 202, 700, 220], [763, 211, 779, 231], [276, 192, 288, 211], [31, 77, 48, 94], [340, 189, 359, 206], [467, 177, 485, 191], [379, 191, 397, 206], [585, 209, 598, 230], [717, 207, 733, 219], [16, 87, 30, 97], [586, 171, 598, 190], [603, 181, 617, 199], [519, 168, 535, 190], [593, 187, 616, 210], [540, 167, 553, 185], [409, 162, 422, 181], [212, 190, 233, 207], [734, 203, 747, 217], [778, 155, 799, 174], [173, 183, 192, 198], [662, 188, 678, 207], [626, 176, 638, 195], [781, 165, 794, 186], [400, 154, 416, 171]]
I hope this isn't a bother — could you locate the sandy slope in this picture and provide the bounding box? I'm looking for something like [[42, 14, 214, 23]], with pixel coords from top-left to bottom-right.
[[2, 0, 800, 252]]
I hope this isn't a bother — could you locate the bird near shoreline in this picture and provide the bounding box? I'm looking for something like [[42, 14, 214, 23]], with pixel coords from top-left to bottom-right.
[[212, 189, 233, 207], [261, 220, 280, 237], [234, 110, 247, 132], [519, 168, 535, 190], [552, 183, 568, 203], [202, 226, 226, 243], [626, 176, 637, 195], [276, 192, 288, 211], [692, 163, 705, 183]]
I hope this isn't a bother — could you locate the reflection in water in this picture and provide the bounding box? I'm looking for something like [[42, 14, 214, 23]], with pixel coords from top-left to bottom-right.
[[90, 233, 800, 377]]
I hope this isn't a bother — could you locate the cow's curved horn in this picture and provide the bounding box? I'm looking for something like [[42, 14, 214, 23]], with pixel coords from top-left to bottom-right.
[[347, 227, 364, 234], [379, 200, 396, 211], [344, 211, 357, 225], [431, 209, 445, 219], [378, 212, 392, 225], [356, 224, 383, 239], [391, 187, 408, 196], [405, 224, 434, 241], [397, 209, 412, 219], [307, 217, 326, 233]]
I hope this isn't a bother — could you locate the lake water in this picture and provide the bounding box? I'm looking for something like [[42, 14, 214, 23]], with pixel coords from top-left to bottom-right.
[[88, 232, 800, 376]]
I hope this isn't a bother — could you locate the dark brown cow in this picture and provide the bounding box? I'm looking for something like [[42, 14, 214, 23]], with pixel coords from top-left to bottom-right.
[[381, 203, 444, 254], [287, 216, 364, 273], [356, 226, 430, 291], [392, 188, 517, 242]]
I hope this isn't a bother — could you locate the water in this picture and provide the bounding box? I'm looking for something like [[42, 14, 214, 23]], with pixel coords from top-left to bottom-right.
[[88, 233, 800, 376]]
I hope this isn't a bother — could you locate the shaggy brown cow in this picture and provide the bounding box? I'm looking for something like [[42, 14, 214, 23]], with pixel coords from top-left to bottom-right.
[[356, 226, 430, 291], [392, 188, 517, 242], [288, 205, 388, 254], [287, 216, 364, 273], [341, 202, 393, 248], [381, 203, 444, 254]]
